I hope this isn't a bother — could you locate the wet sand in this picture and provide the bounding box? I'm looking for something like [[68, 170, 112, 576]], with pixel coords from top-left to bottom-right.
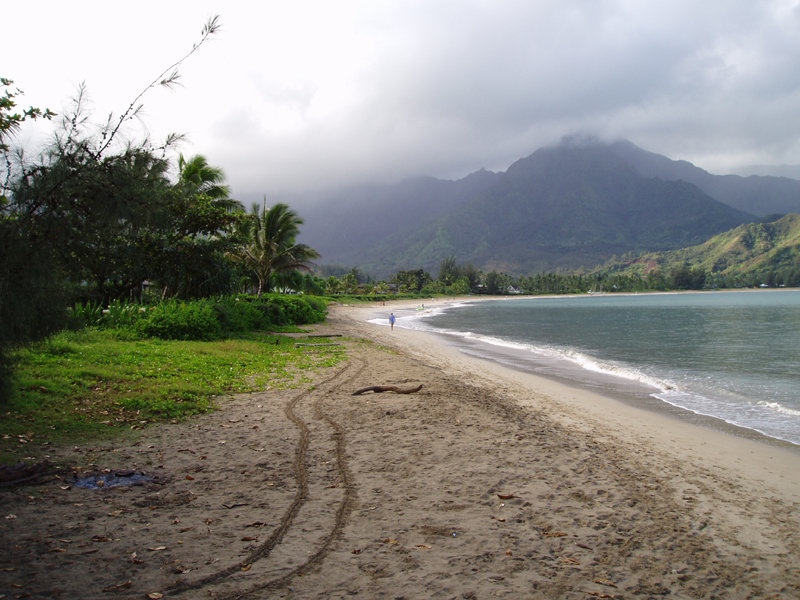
[[1, 299, 798, 599]]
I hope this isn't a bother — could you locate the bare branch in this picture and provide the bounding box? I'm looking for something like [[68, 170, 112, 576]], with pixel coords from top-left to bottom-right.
[[93, 15, 221, 160]]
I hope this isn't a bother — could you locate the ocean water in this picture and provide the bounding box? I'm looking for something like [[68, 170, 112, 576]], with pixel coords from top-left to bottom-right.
[[390, 291, 800, 446]]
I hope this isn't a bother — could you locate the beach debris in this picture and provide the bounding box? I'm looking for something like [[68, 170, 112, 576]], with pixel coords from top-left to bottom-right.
[[544, 530, 567, 537], [352, 384, 423, 395], [594, 578, 618, 588], [302, 334, 342, 338], [415, 544, 432, 549], [497, 493, 517, 500], [381, 538, 399, 545], [244, 521, 269, 528], [73, 469, 153, 489], [102, 580, 132, 593]]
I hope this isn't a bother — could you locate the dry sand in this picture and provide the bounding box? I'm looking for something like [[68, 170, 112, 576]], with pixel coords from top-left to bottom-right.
[[1, 299, 799, 599]]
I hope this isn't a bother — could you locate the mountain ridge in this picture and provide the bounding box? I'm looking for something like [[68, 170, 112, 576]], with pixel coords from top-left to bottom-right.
[[289, 137, 800, 277]]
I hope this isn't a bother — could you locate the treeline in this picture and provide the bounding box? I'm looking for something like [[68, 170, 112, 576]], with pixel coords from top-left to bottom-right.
[[317, 257, 799, 297]]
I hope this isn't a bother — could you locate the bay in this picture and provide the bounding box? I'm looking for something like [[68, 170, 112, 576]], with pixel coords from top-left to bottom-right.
[[400, 290, 800, 446]]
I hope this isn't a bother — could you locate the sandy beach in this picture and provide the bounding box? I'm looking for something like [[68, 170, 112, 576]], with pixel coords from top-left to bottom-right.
[[1, 299, 799, 599]]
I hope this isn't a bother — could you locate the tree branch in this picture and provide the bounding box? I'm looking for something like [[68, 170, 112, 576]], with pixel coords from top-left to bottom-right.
[[93, 15, 221, 160]]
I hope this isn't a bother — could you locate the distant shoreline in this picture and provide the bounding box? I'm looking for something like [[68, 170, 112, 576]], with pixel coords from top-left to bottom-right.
[[372, 291, 800, 450], [343, 294, 800, 455]]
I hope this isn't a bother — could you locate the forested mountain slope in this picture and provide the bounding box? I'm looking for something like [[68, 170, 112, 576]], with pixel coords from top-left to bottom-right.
[[290, 137, 784, 277]]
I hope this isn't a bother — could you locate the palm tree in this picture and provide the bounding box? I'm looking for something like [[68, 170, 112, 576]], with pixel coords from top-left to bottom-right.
[[177, 154, 230, 200], [231, 200, 320, 296], [326, 276, 342, 295]]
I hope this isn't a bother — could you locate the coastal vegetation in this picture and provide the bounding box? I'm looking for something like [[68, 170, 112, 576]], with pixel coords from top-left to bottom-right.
[[0, 18, 340, 461], [229, 201, 321, 296], [0, 319, 343, 464], [601, 213, 800, 288]]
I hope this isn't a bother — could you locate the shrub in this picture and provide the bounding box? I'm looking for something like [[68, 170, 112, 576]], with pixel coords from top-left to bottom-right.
[[235, 294, 327, 328], [102, 300, 146, 329], [67, 302, 105, 329], [212, 296, 268, 333], [65, 294, 328, 341], [134, 300, 223, 340]]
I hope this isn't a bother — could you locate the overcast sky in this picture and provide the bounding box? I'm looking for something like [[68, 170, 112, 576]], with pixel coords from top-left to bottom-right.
[[7, 0, 800, 200]]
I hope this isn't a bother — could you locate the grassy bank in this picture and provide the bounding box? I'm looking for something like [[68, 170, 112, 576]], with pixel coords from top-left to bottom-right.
[[0, 328, 344, 464]]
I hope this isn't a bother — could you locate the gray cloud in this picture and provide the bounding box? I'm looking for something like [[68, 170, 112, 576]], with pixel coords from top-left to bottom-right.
[[8, 0, 800, 199]]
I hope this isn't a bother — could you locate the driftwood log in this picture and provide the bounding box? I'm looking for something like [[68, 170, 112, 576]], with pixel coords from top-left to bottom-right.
[[303, 334, 342, 338], [352, 384, 423, 396]]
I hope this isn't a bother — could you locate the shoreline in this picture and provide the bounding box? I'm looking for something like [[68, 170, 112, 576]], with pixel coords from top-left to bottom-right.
[[340, 297, 800, 502], [2, 299, 799, 598], [370, 292, 800, 450]]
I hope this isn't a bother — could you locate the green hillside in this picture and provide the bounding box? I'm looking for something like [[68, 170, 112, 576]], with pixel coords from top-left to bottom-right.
[[603, 214, 800, 283], [341, 143, 754, 278]]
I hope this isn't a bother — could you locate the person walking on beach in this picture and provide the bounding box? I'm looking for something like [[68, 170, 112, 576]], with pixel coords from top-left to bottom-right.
[[389, 313, 396, 330]]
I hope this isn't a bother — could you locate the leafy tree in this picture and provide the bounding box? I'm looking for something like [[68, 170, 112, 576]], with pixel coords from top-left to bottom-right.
[[326, 276, 342, 295], [438, 255, 459, 285], [1, 79, 56, 194], [298, 273, 327, 295], [392, 268, 432, 293], [645, 270, 669, 290], [0, 17, 221, 403], [341, 272, 358, 294], [348, 267, 367, 284], [670, 264, 706, 290], [229, 201, 320, 296], [484, 270, 504, 294], [451, 275, 471, 295], [157, 154, 243, 299]]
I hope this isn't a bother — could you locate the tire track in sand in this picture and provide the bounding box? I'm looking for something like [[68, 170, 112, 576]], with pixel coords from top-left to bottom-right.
[[167, 354, 364, 597]]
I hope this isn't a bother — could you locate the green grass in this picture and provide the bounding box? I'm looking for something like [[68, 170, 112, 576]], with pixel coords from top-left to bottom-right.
[[0, 328, 345, 463]]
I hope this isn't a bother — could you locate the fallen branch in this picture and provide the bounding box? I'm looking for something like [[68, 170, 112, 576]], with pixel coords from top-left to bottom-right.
[[303, 334, 342, 338], [352, 384, 423, 396]]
